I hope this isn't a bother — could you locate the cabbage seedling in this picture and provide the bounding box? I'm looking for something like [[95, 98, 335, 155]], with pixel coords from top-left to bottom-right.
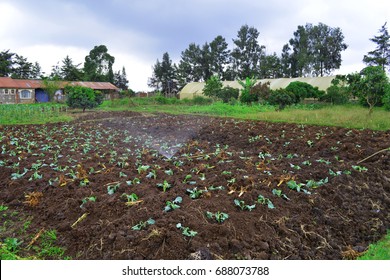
[[132, 218, 155, 231], [186, 187, 204, 199], [257, 195, 275, 209], [157, 180, 172, 192], [234, 199, 256, 211], [205, 211, 229, 223], [80, 196, 96, 208], [176, 223, 197, 237], [121, 193, 143, 206], [164, 196, 182, 212], [272, 189, 290, 201]]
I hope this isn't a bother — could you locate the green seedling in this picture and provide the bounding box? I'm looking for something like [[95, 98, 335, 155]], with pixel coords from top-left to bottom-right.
[[164, 196, 182, 212], [107, 182, 121, 195], [352, 165, 368, 172], [11, 168, 29, 180], [257, 195, 275, 209], [287, 180, 311, 194], [234, 199, 256, 211], [305, 177, 328, 188], [80, 196, 96, 208], [121, 193, 143, 206], [272, 189, 290, 200], [205, 211, 229, 223], [137, 165, 150, 174], [29, 171, 43, 181], [146, 170, 157, 179], [164, 169, 174, 176], [176, 223, 197, 237], [186, 187, 204, 199], [157, 180, 172, 192], [208, 185, 225, 191], [183, 174, 192, 183], [132, 218, 155, 231]]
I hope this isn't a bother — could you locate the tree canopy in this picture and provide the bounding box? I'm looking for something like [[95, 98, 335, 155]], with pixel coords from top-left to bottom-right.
[[363, 22, 390, 72]]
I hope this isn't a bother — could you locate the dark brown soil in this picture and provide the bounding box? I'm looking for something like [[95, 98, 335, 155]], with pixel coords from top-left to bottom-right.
[[1, 111, 389, 260]]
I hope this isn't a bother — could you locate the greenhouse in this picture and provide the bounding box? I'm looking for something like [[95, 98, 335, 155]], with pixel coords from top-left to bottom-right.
[[179, 76, 336, 99]]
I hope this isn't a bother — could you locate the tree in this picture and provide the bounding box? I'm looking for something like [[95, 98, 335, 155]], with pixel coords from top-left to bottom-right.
[[61, 55, 83, 81], [203, 75, 223, 100], [209, 35, 231, 79], [363, 22, 390, 72], [149, 52, 177, 95], [113, 66, 129, 91], [259, 52, 282, 78], [84, 45, 115, 82], [348, 66, 390, 115], [284, 23, 347, 77], [176, 43, 203, 87], [268, 89, 295, 110], [31, 62, 43, 79], [0, 50, 15, 77], [11, 54, 33, 79], [65, 85, 103, 112], [231, 25, 265, 79], [310, 23, 348, 76], [238, 76, 258, 104]]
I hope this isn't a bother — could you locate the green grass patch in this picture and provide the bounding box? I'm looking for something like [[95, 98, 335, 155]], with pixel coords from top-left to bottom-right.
[[0, 103, 73, 125], [358, 231, 390, 260], [100, 98, 390, 131]]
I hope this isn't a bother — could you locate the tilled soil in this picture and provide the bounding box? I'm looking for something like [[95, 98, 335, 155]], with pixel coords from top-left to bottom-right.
[[0, 111, 389, 260]]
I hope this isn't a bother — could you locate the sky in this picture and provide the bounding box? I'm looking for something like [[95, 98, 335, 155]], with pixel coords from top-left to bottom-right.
[[1, 0, 389, 91]]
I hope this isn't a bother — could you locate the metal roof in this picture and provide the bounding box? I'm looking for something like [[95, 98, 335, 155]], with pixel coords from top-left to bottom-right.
[[0, 77, 119, 91]]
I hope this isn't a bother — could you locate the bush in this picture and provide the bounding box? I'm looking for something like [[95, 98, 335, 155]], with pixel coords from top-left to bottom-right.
[[268, 89, 295, 110], [192, 96, 213, 105], [65, 85, 102, 112], [383, 90, 390, 111], [286, 81, 325, 103], [320, 85, 350, 104], [203, 75, 223, 99], [239, 77, 258, 104], [250, 82, 272, 103], [216, 86, 239, 103]]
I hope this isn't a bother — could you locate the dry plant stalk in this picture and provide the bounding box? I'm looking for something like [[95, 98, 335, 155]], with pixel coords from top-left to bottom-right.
[[24, 192, 43, 207], [71, 212, 89, 229], [341, 245, 366, 260], [27, 228, 45, 247], [76, 164, 88, 180]]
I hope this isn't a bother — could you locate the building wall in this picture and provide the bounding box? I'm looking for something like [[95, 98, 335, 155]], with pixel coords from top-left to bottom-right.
[[0, 88, 35, 104]]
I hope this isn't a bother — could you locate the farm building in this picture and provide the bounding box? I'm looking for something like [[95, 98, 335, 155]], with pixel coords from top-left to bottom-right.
[[179, 76, 336, 99], [0, 77, 119, 104]]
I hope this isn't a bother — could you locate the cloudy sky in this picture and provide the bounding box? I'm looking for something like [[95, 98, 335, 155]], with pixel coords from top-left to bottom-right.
[[1, 0, 389, 91]]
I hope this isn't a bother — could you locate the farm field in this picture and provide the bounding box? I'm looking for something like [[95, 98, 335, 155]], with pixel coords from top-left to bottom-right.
[[0, 111, 389, 260]]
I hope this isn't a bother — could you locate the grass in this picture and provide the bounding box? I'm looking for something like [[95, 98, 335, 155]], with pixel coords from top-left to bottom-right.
[[358, 231, 390, 260], [0, 103, 73, 125], [0, 204, 69, 260], [100, 97, 390, 131]]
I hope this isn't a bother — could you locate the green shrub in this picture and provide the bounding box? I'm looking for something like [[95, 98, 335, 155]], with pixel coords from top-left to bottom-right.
[[203, 75, 223, 99], [250, 82, 272, 103], [286, 81, 325, 103], [239, 77, 258, 104], [216, 86, 239, 103], [383, 90, 390, 111], [320, 85, 350, 104], [65, 85, 102, 112], [268, 89, 295, 110], [191, 96, 213, 105]]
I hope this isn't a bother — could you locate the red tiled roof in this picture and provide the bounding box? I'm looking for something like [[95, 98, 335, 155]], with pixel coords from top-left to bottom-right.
[[0, 77, 119, 91]]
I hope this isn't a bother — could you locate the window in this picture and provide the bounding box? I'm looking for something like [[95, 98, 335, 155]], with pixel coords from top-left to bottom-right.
[[11, 89, 15, 94], [20, 90, 31, 99], [5, 89, 8, 94]]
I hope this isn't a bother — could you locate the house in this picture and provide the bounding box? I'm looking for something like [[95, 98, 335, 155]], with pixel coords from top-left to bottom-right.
[[0, 77, 119, 104], [179, 76, 336, 99]]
